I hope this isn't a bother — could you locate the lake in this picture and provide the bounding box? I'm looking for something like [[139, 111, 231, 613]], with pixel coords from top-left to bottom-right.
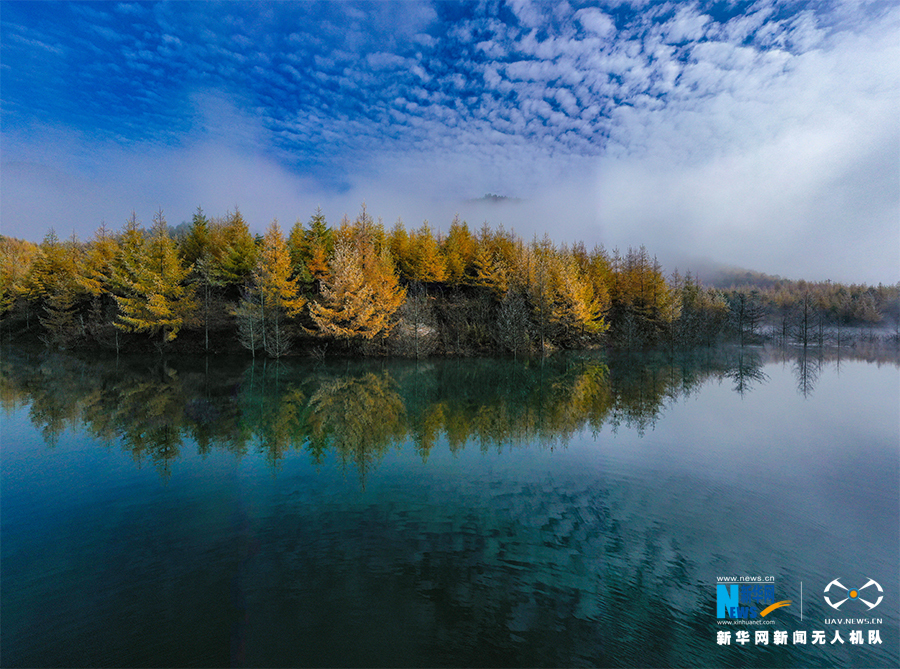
[[1, 346, 898, 668]]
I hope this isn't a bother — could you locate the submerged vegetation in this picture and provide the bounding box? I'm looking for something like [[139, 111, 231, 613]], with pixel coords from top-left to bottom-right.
[[1, 205, 897, 357]]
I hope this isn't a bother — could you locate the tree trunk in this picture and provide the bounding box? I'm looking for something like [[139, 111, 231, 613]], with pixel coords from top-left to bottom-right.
[[204, 281, 209, 352]]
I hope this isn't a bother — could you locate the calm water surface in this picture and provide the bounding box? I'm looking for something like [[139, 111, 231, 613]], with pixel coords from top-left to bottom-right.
[[1, 347, 898, 667]]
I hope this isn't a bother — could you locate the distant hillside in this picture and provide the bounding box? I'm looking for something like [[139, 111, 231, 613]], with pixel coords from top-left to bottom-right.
[[699, 264, 898, 291], [699, 265, 787, 290], [465, 193, 524, 205]]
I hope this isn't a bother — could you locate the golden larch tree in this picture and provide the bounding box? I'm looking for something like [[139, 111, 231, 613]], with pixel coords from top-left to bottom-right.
[[114, 210, 195, 347], [0, 236, 38, 320], [410, 222, 446, 283], [24, 230, 85, 346], [237, 220, 307, 357], [442, 216, 476, 285], [308, 236, 405, 342]]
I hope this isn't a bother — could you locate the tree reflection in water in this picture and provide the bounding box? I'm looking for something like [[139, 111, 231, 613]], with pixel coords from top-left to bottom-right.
[[2, 345, 896, 481]]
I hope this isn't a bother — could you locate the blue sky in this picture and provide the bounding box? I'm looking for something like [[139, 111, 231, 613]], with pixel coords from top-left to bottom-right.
[[2, 0, 898, 283]]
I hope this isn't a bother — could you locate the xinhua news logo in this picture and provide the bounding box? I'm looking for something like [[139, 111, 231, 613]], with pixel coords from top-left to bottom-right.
[[717, 580, 792, 620]]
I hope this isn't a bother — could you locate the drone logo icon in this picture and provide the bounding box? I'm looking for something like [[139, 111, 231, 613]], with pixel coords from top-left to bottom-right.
[[824, 578, 883, 611]]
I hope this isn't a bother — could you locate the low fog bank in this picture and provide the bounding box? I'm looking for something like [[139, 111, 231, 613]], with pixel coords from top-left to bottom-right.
[[3, 123, 897, 287]]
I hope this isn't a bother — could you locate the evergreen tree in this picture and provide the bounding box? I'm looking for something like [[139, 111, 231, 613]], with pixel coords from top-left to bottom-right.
[[217, 208, 258, 287], [299, 207, 334, 287], [114, 210, 195, 347], [179, 207, 211, 267], [286, 218, 311, 283]]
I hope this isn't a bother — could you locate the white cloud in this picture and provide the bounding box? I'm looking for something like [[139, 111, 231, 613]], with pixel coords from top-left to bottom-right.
[[366, 52, 411, 70], [507, 0, 544, 29], [576, 8, 616, 38], [554, 87, 580, 116], [587, 12, 900, 281], [662, 5, 711, 44], [783, 10, 826, 52]]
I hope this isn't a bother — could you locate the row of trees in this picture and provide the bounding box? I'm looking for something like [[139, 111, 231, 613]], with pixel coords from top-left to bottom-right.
[[723, 280, 897, 348], [1, 205, 897, 356]]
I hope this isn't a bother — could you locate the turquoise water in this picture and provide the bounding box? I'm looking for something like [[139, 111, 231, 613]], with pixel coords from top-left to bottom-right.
[[1, 348, 898, 667]]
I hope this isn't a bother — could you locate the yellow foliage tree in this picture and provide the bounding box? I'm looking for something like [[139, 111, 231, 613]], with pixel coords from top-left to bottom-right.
[[308, 236, 405, 342], [410, 221, 446, 283], [552, 255, 609, 339], [24, 230, 85, 346], [79, 225, 119, 298], [287, 207, 334, 285], [442, 216, 476, 285], [1, 236, 38, 319], [388, 220, 413, 278], [472, 244, 509, 295], [472, 223, 514, 294], [113, 211, 195, 347], [76, 224, 122, 348], [237, 220, 306, 357]]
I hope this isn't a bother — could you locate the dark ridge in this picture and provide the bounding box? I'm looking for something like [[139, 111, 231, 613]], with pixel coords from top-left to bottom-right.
[[465, 193, 524, 204]]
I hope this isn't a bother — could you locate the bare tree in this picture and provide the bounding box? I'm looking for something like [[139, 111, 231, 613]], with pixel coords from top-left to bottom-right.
[[390, 282, 438, 358], [235, 287, 263, 357], [495, 289, 531, 358]]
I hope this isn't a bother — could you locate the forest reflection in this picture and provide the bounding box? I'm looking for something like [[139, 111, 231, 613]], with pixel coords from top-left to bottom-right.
[[2, 345, 896, 480]]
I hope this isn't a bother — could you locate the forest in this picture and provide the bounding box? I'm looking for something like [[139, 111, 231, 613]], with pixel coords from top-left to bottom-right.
[[1, 205, 898, 357]]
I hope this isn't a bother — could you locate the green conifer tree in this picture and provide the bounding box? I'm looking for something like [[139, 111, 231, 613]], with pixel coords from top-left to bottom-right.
[[114, 210, 195, 347]]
